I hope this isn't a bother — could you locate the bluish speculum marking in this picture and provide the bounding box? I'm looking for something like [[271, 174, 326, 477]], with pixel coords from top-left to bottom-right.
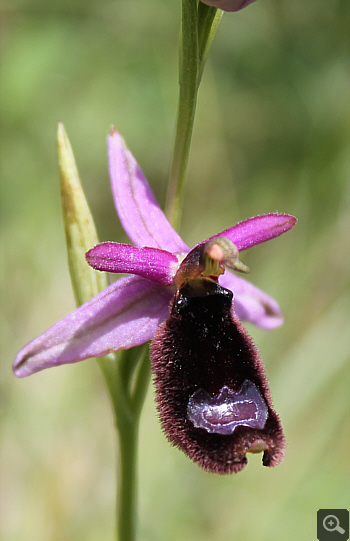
[[187, 380, 268, 435]]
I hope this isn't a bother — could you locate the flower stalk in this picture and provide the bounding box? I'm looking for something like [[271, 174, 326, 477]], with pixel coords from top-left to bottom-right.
[[113, 346, 150, 541], [165, 2, 222, 229]]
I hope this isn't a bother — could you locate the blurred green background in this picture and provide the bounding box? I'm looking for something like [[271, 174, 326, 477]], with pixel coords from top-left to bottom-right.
[[1, 1, 349, 540]]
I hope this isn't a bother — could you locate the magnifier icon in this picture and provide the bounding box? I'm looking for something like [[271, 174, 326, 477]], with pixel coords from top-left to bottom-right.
[[323, 515, 346, 534]]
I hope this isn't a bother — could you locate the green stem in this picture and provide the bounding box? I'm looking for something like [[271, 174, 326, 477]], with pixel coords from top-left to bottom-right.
[[165, 2, 222, 230], [130, 348, 151, 414], [98, 346, 150, 541], [198, 5, 223, 82], [116, 418, 138, 541], [165, 0, 199, 229]]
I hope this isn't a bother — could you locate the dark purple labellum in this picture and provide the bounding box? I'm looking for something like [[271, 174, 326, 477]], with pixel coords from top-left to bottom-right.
[[150, 279, 285, 474]]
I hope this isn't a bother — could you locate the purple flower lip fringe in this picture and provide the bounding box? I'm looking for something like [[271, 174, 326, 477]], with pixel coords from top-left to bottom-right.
[[150, 278, 285, 474]]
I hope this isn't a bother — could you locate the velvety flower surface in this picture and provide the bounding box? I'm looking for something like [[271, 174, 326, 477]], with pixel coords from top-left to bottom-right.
[[200, 0, 257, 12], [14, 129, 296, 378], [150, 277, 286, 474]]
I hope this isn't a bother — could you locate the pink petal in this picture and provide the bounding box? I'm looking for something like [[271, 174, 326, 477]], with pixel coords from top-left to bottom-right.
[[219, 271, 284, 330], [86, 242, 179, 285], [108, 129, 188, 253], [14, 276, 173, 377], [200, 0, 257, 12], [207, 214, 297, 252]]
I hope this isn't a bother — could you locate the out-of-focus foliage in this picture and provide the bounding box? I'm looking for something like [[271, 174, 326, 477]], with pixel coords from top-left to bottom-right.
[[1, 1, 349, 540]]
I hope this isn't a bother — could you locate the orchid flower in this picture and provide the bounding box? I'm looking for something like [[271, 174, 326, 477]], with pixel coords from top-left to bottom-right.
[[200, 0, 257, 12], [14, 130, 296, 380]]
